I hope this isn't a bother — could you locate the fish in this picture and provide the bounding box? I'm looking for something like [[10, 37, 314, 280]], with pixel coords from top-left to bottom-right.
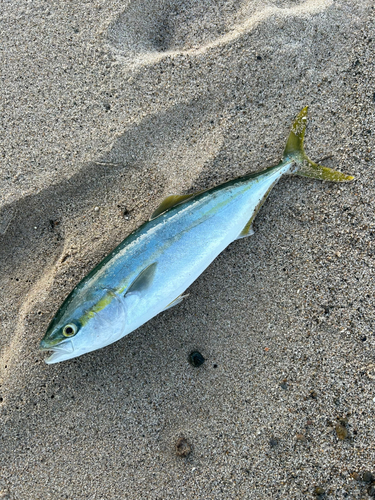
[[40, 107, 354, 364]]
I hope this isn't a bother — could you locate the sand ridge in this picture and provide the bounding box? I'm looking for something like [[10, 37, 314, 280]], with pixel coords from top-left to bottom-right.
[[106, 0, 333, 68]]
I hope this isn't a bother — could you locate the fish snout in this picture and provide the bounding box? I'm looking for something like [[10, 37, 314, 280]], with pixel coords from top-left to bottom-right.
[[39, 339, 74, 354], [39, 338, 51, 351]]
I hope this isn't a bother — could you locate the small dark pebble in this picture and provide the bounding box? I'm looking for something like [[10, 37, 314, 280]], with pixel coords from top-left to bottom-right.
[[313, 486, 325, 497], [256, 55, 262, 60], [280, 382, 288, 390], [324, 304, 335, 315], [368, 485, 375, 497], [103, 103, 111, 111], [188, 351, 205, 367], [49, 219, 59, 230], [269, 438, 278, 447], [335, 423, 348, 440], [363, 471, 374, 483], [360, 335, 367, 341], [175, 437, 191, 457], [296, 433, 306, 442]]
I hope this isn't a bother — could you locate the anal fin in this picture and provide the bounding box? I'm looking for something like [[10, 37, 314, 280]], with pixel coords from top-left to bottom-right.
[[162, 294, 189, 312], [236, 220, 254, 240], [236, 181, 277, 240]]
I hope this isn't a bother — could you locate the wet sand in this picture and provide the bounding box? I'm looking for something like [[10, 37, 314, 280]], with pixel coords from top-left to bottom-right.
[[1, 1, 374, 498]]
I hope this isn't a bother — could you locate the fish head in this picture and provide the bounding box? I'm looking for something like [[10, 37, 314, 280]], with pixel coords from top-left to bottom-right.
[[40, 288, 129, 364], [39, 318, 79, 364]]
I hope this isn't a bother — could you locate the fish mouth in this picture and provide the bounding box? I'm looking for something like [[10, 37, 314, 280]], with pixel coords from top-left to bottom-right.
[[39, 340, 74, 364]]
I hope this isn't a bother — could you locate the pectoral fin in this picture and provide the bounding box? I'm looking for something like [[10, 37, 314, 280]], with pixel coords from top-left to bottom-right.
[[162, 294, 189, 312], [125, 262, 157, 296], [150, 191, 204, 220]]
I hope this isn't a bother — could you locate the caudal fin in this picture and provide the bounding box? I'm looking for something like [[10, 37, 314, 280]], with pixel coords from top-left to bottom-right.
[[284, 106, 354, 182]]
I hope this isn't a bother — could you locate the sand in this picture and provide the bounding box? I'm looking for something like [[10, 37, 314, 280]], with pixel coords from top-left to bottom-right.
[[1, 0, 374, 498]]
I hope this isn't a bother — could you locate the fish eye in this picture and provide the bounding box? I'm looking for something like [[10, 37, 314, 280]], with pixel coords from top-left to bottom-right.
[[62, 323, 78, 337]]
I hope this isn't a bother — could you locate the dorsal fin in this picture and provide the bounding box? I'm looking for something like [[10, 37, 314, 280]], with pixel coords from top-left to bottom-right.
[[150, 192, 204, 220]]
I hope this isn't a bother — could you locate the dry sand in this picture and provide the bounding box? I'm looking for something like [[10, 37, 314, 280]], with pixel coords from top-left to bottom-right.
[[1, 0, 375, 498]]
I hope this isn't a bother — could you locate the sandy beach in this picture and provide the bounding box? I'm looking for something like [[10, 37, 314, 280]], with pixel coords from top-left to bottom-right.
[[1, 0, 374, 498]]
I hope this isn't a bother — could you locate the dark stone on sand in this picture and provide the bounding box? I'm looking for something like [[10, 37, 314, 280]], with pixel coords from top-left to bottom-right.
[[335, 423, 348, 440], [175, 437, 192, 457], [269, 438, 278, 447], [310, 390, 318, 399], [313, 486, 325, 497], [188, 351, 205, 367], [363, 471, 374, 483]]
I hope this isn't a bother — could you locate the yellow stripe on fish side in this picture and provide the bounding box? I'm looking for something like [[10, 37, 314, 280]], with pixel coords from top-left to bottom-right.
[[79, 291, 116, 326]]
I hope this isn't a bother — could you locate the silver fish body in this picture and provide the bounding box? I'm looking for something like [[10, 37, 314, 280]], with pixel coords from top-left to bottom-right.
[[40, 107, 353, 363]]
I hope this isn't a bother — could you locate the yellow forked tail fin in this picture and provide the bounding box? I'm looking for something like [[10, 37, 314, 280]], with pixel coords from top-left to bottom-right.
[[284, 106, 354, 182]]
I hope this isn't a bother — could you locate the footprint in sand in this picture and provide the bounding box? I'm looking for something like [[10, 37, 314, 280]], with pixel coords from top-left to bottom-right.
[[106, 0, 332, 68]]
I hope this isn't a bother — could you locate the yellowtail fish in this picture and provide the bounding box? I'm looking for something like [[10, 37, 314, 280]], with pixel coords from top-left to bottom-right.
[[40, 107, 353, 363]]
